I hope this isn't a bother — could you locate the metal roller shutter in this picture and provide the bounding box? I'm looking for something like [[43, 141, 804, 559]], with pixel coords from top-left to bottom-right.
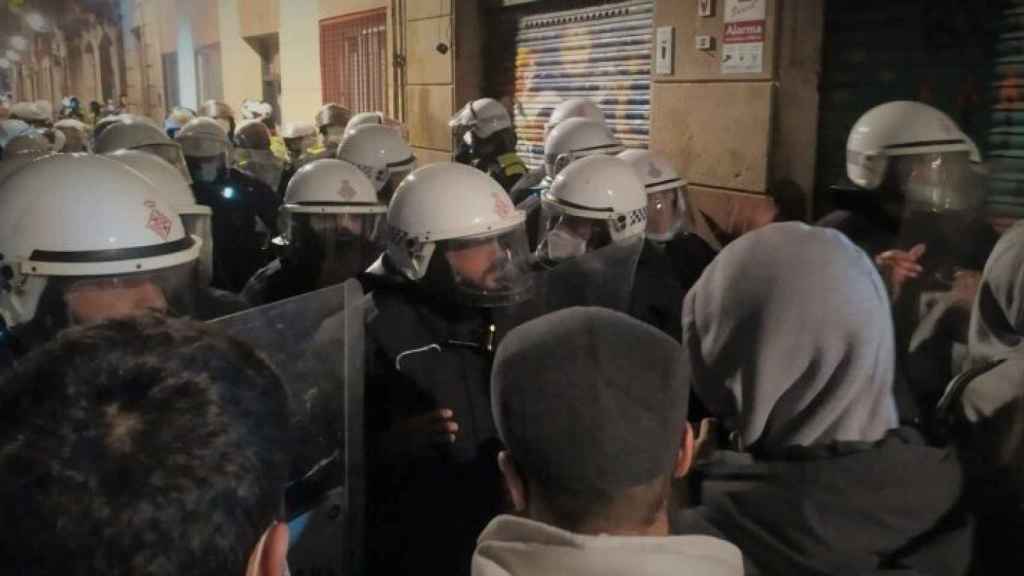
[[498, 0, 654, 168]]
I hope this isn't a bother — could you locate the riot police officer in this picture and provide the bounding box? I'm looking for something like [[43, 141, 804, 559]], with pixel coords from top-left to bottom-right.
[[311, 103, 353, 158], [825, 100, 998, 426], [619, 148, 717, 340], [509, 97, 607, 202], [0, 155, 203, 368], [449, 97, 527, 193], [176, 117, 281, 292], [233, 119, 286, 193], [199, 99, 237, 142], [361, 163, 534, 576], [242, 159, 386, 306]]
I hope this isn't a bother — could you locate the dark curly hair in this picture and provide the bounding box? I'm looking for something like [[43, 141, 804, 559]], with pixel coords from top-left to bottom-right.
[[0, 314, 290, 575]]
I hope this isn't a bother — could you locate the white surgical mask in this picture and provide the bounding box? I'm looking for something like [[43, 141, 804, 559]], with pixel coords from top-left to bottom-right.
[[542, 228, 587, 262]]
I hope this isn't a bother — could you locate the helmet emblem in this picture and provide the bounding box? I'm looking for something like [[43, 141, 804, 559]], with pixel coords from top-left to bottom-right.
[[337, 180, 358, 200], [647, 162, 662, 179], [144, 200, 173, 241]]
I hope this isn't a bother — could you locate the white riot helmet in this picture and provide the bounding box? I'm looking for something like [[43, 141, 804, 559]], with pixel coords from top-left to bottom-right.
[[54, 118, 90, 153], [449, 98, 513, 140], [847, 101, 977, 213], [336, 124, 416, 202], [280, 159, 387, 288], [199, 99, 236, 136], [618, 149, 691, 242], [119, 114, 163, 131], [0, 154, 201, 336], [0, 119, 31, 149], [106, 149, 214, 286], [545, 98, 605, 138], [537, 154, 646, 263], [241, 99, 273, 121], [95, 117, 192, 183], [33, 100, 53, 123], [176, 117, 232, 184], [2, 130, 52, 161], [343, 111, 409, 141], [544, 117, 623, 179], [315, 103, 353, 148], [345, 111, 384, 134], [10, 101, 49, 126], [93, 114, 125, 142], [282, 121, 317, 161], [386, 163, 534, 307]]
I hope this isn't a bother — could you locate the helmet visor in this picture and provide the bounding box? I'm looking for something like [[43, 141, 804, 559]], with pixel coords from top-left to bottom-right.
[[646, 186, 690, 242], [288, 213, 386, 289], [891, 152, 979, 213], [61, 262, 197, 325], [324, 125, 346, 146], [233, 149, 284, 191], [178, 135, 229, 159], [439, 225, 535, 308], [138, 142, 193, 184], [183, 214, 214, 286]]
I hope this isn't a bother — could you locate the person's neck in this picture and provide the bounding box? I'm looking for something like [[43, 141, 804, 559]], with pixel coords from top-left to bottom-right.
[[526, 506, 671, 537]]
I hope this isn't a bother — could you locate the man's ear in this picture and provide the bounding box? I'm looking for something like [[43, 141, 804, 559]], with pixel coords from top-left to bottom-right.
[[246, 521, 289, 576], [498, 450, 527, 512], [674, 421, 695, 479]]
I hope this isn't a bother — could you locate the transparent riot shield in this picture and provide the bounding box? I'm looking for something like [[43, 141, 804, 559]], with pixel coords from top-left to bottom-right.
[[210, 278, 368, 575], [535, 236, 644, 314]]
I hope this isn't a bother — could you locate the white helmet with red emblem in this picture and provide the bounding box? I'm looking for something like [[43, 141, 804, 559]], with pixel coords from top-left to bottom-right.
[[0, 154, 200, 330]]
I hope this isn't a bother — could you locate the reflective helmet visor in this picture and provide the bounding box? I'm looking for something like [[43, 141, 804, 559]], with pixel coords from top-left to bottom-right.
[[437, 225, 535, 307]]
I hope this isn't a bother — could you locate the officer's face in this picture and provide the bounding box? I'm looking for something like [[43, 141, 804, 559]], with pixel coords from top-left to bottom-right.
[[65, 277, 168, 325], [447, 239, 504, 291]]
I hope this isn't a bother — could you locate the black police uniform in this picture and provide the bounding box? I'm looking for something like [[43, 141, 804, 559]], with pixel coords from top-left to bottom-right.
[[192, 168, 281, 293], [630, 234, 717, 342], [360, 260, 506, 576]]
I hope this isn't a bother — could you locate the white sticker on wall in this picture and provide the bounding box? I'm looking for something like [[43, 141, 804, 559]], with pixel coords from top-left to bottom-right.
[[721, 0, 765, 74]]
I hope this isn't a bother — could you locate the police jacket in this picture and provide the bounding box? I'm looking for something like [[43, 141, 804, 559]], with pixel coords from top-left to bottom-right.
[[361, 263, 505, 576]]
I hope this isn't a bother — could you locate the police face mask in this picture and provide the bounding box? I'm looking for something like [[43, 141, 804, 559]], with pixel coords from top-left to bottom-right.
[[542, 228, 588, 262]]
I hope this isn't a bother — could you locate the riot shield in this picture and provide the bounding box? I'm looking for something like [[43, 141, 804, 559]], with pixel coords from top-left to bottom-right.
[[535, 236, 644, 314], [210, 278, 368, 575]]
